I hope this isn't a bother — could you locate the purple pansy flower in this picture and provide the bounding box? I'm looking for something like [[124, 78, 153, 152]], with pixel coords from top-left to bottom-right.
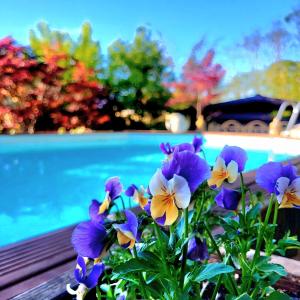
[[66, 256, 105, 300], [162, 150, 211, 193], [125, 184, 148, 208], [72, 221, 107, 259], [208, 145, 247, 188], [125, 184, 138, 197], [98, 177, 123, 215], [187, 237, 209, 262], [215, 187, 241, 210], [192, 136, 204, 153], [160, 142, 173, 155], [160, 136, 204, 157], [256, 162, 300, 208], [113, 210, 138, 249]]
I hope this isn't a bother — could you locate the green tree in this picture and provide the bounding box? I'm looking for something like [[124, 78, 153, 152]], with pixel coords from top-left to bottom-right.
[[30, 22, 101, 83], [105, 26, 173, 118], [264, 60, 300, 101]]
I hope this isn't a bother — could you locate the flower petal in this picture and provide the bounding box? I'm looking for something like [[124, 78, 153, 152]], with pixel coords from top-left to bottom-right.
[[105, 177, 122, 200], [192, 136, 203, 153], [150, 194, 168, 219], [282, 164, 298, 182], [162, 151, 210, 193], [84, 263, 105, 289], [149, 169, 168, 195], [72, 221, 107, 259], [256, 162, 283, 193], [276, 177, 290, 195], [215, 187, 240, 210], [220, 145, 247, 172], [169, 174, 191, 209], [227, 160, 238, 183], [125, 184, 138, 197], [76, 256, 87, 277], [174, 143, 194, 153], [165, 201, 179, 226], [291, 178, 300, 198]]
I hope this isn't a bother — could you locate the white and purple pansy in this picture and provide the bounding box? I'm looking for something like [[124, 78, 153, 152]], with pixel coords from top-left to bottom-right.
[[149, 169, 191, 226], [125, 184, 148, 209], [66, 256, 104, 300], [98, 177, 123, 215], [149, 150, 210, 226], [256, 162, 300, 208], [113, 210, 138, 249], [208, 145, 247, 188]]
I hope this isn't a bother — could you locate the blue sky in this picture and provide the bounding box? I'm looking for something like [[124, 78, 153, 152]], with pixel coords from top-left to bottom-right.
[[0, 0, 299, 79]]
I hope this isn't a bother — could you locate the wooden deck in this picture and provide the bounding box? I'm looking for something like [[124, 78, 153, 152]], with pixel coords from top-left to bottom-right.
[[1, 156, 300, 299]]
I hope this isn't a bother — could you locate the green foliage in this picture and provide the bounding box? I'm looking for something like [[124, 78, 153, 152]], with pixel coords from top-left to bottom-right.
[[30, 21, 101, 83], [193, 263, 234, 282], [105, 26, 173, 117], [73, 22, 101, 71]]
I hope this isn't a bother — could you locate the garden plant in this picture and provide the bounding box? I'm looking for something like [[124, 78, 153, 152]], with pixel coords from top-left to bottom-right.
[[67, 136, 300, 300]]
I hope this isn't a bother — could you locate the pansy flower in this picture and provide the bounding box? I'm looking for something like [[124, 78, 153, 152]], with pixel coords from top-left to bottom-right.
[[187, 236, 209, 262], [125, 184, 148, 209], [149, 169, 191, 226], [150, 150, 210, 226], [98, 177, 123, 215], [72, 221, 107, 259], [113, 210, 138, 249], [66, 256, 104, 300], [256, 162, 300, 208], [160, 136, 204, 158], [215, 187, 241, 210], [208, 145, 247, 188]]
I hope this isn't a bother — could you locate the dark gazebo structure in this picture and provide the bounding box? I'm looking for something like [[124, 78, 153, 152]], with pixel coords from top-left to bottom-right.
[[202, 94, 291, 132]]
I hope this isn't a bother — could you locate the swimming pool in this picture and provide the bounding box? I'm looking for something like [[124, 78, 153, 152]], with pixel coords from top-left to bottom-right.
[[0, 133, 299, 247]]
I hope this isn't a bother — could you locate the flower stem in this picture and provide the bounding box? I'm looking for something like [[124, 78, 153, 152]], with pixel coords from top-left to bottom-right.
[[119, 196, 126, 211], [240, 173, 246, 220], [179, 208, 189, 290], [132, 245, 148, 299], [245, 194, 275, 293], [195, 190, 205, 223], [211, 275, 222, 300], [153, 222, 177, 296], [204, 222, 238, 296], [273, 199, 279, 226]]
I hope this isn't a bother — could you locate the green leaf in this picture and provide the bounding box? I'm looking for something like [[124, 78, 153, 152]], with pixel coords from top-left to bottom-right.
[[265, 291, 291, 300], [138, 250, 162, 264], [194, 263, 234, 282], [233, 293, 253, 300], [113, 258, 155, 275], [257, 263, 287, 277], [246, 203, 262, 222]]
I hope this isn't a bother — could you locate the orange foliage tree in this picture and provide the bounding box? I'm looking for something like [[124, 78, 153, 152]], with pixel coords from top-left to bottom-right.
[[167, 42, 225, 118]]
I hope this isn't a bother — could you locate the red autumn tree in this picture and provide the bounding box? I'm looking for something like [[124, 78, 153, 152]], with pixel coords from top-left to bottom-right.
[[0, 37, 40, 133], [167, 41, 225, 116], [30, 22, 110, 131]]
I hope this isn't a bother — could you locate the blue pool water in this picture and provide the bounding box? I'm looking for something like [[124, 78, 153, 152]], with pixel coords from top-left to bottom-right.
[[0, 133, 292, 247]]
